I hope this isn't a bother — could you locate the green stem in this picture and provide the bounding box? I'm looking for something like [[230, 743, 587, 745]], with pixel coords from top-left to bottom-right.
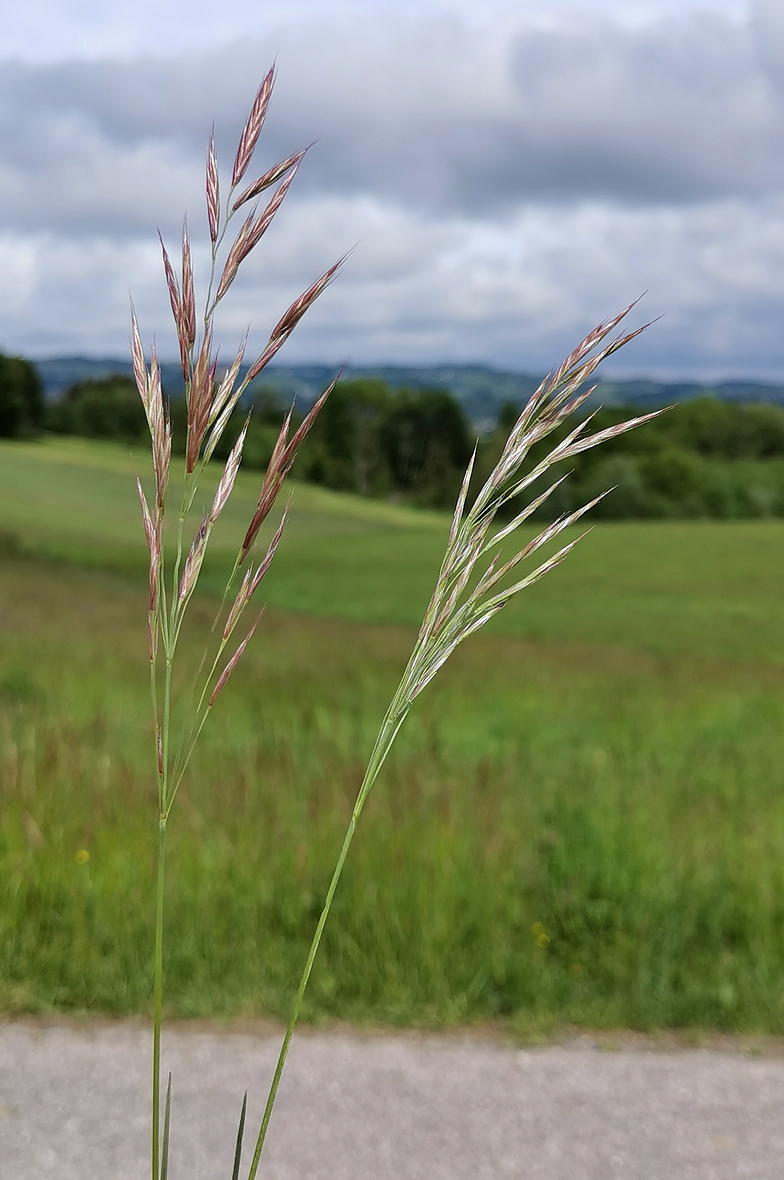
[[161, 653, 174, 811], [205, 183, 237, 319], [172, 553, 241, 785], [152, 817, 167, 1180], [166, 703, 211, 821], [171, 478, 192, 611], [152, 612, 174, 1180], [246, 707, 408, 1180]]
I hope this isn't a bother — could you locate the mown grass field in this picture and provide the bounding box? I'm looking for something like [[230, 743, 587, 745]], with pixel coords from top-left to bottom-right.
[[3, 436, 784, 1033]]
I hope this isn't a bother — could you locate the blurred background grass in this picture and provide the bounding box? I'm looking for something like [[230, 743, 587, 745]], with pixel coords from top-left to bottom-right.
[[3, 437, 784, 1033]]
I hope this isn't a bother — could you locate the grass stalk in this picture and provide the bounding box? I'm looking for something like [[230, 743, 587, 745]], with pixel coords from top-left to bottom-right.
[[247, 707, 406, 1178], [152, 819, 166, 1180], [132, 67, 343, 1180], [242, 322, 661, 1175], [127, 64, 658, 1180]]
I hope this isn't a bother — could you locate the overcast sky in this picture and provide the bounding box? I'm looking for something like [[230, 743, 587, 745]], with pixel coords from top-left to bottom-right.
[[1, 0, 783, 379]]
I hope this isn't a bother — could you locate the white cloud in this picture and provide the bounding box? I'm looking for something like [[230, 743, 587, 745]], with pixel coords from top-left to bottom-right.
[[5, 194, 784, 381]]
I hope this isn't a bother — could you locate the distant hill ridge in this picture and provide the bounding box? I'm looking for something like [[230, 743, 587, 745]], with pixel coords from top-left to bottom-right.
[[32, 357, 784, 429]]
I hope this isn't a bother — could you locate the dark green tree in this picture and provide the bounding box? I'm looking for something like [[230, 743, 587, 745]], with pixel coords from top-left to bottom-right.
[[47, 376, 147, 441], [379, 388, 474, 506], [0, 353, 44, 438], [299, 379, 391, 492]]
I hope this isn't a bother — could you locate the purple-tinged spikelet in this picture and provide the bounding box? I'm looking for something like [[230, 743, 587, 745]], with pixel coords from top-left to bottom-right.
[[246, 261, 344, 382], [249, 509, 287, 595], [158, 233, 190, 383], [158, 235, 180, 321], [206, 127, 220, 244], [225, 507, 288, 642], [222, 566, 253, 644], [136, 476, 159, 609], [214, 207, 257, 304], [130, 306, 147, 407], [181, 220, 196, 350], [186, 328, 214, 473], [232, 147, 309, 213], [239, 375, 339, 561], [232, 68, 275, 187], [209, 612, 263, 706], [237, 168, 300, 265], [209, 333, 248, 430], [147, 351, 170, 510]]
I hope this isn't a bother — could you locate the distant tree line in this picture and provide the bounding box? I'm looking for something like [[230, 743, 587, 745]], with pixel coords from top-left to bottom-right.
[[501, 398, 784, 520], [43, 374, 476, 510], [11, 357, 784, 518]]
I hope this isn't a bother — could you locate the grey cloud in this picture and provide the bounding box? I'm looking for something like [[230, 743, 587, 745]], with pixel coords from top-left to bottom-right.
[[2, 6, 784, 379], [1, 8, 784, 238], [751, 0, 784, 89], [498, 14, 784, 203], [4, 192, 784, 381]]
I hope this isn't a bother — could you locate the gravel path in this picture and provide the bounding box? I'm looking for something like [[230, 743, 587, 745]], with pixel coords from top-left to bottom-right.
[[2, 1022, 784, 1179]]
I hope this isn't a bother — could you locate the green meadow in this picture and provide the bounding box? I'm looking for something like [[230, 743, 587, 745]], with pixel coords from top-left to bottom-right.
[[3, 435, 784, 1032]]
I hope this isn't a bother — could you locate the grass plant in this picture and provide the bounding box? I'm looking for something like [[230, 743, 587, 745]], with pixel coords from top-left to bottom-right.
[[129, 68, 344, 1180], [114, 67, 662, 1177], [4, 67, 784, 1173], [5, 552, 784, 1035]]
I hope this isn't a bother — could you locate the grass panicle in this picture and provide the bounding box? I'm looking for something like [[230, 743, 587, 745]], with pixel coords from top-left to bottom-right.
[[129, 65, 658, 1180], [131, 67, 341, 1180]]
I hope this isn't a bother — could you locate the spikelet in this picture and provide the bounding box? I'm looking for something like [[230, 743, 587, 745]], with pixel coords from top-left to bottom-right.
[[210, 418, 249, 525], [206, 127, 220, 244], [232, 68, 275, 186], [232, 147, 310, 212], [240, 376, 339, 561], [209, 612, 264, 706], [246, 261, 345, 382]]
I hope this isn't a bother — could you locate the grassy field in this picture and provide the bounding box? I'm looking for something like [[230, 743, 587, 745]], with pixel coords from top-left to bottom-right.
[[3, 436, 784, 1032]]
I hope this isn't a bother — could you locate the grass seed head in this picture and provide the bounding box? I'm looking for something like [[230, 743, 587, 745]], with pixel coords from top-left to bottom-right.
[[206, 127, 220, 244], [131, 71, 345, 1179], [186, 327, 214, 473], [181, 219, 196, 349], [209, 611, 264, 706], [210, 417, 249, 525], [232, 67, 275, 186], [400, 302, 662, 713], [232, 147, 310, 212], [178, 513, 210, 602], [246, 261, 344, 382]]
